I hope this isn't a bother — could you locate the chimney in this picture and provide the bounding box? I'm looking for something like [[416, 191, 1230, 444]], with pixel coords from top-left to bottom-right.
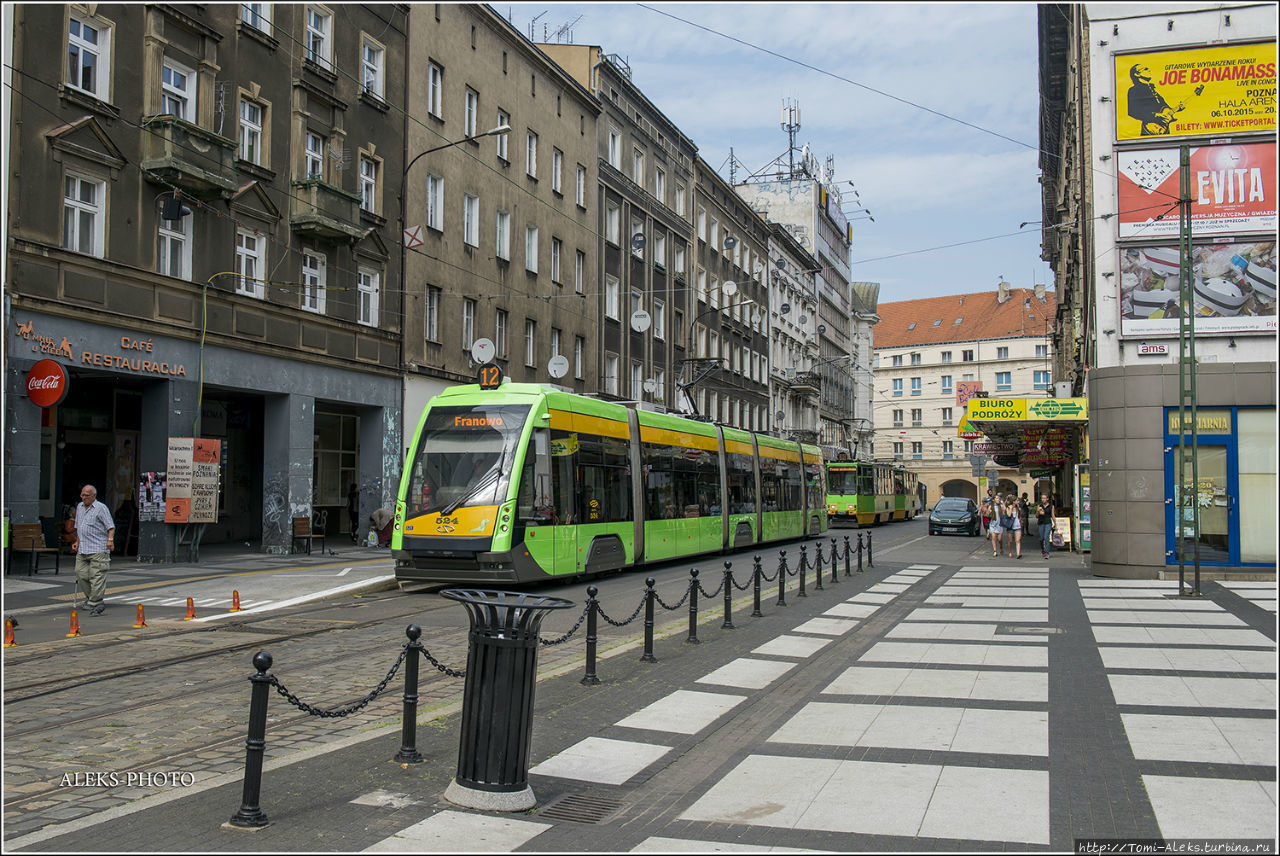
[[1034, 282, 1046, 301], [997, 280, 1011, 304]]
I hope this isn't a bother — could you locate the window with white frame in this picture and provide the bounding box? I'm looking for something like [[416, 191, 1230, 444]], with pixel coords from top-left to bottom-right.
[[551, 238, 562, 283], [1036, 344, 1049, 359], [157, 210, 190, 279], [653, 233, 666, 268], [357, 267, 378, 325], [425, 286, 440, 341], [304, 131, 325, 179], [654, 167, 665, 204], [607, 129, 620, 168], [305, 6, 332, 69], [495, 210, 510, 260], [574, 336, 584, 379], [241, 3, 271, 33], [160, 57, 194, 120], [550, 327, 561, 361], [942, 440, 954, 458], [673, 245, 685, 276], [941, 406, 953, 425], [359, 154, 378, 213], [575, 250, 584, 294], [462, 193, 479, 246], [911, 442, 923, 460], [911, 377, 922, 395], [462, 298, 476, 348], [525, 225, 538, 272], [302, 251, 326, 314], [892, 378, 903, 397], [525, 319, 536, 366], [494, 309, 508, 357], [604, 353, 619, 395], [630, 289, 642, 320], [1034, 370, 1051, 389], [654, 369, 665, 399], [696, 269, 707, 303], [605, 275, 619, 320], [996, 371, 1011, 390], [239, 98, 264, 164], [630, 218, 644, 259], [427, 62, 443, 117], [63, 173, 105, 257], [361, 36, 384, 98], [425, 173, 443, 230], [235, 228, 264, 297], [892, 409, 903, 427], [892, 442, 903, 460], [941, 350, 952, 363], [605, 202, 620, 244], [551, 148, 563, 193], [653, 298, 665, 339], [575, 165, 586, 207], [632, 148, 644, 184], [674, 185, 685, 216], [892, 355, 903, 367], [709, 219, 719, 252], [525, 131, 537, 178], [941, 374, 953, 394], [463, 88, 478, 137], [631, 361, 644, 398], [997, 346, 1009, 360], [495, 110, 509, 159], [68, 12, 110, 100], [911, 408, 922, 427]]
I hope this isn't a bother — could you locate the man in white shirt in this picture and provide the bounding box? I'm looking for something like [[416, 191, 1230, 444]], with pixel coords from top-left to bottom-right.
[[73, 484, 115, 615]]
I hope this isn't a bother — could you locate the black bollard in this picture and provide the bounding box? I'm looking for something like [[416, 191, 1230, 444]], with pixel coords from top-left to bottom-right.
[[687, 569, 700, 644], [844, 535, 852, 577], [777, 550, 788, 607], [831, 537, 840, 584], [640, 578, 658, 663], [752, 555, 763, 618], [394, 625, 426, 764], [582, 585, 600, 686], [228, 651, 273, 829], [798, 545, 808, 597], [867, 531, 874, 567], [813, 543, 824, 591], [857, 532, 864, 573], [722, 561, 735, 629]]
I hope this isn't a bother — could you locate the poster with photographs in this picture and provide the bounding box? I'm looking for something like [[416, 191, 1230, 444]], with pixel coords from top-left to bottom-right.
[[1119, 240, 1277, 337], [138, 472, 167, 522]]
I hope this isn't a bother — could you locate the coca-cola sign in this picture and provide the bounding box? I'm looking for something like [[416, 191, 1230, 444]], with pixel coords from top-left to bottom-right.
[[27, 359, 69, 408]]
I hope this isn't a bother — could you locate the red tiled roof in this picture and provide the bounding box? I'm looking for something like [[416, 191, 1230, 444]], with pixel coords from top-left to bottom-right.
[[873, 288, 1056, 349]]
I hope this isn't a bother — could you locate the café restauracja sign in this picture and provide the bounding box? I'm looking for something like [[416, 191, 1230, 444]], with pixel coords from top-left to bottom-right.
[[15, 319, 187, 377]]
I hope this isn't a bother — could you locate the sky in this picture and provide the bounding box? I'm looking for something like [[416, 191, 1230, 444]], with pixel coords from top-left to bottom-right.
[[504, 2, 1055, 305]]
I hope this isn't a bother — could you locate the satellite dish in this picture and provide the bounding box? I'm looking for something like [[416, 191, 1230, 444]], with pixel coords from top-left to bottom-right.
[[630, 309, 651, 332], [817, 324, 827, 335], [775, 411, 785, 423], [774, 257, 786, 269], [642, 378, 657, 393], [547, 354, 569, 379], [631, 232, 646, 250], [723, 235, 737, 250], [722, 280, 737, 297], [798, 315, 808, 325], [471, 338, 496, 364], [780, 303, 791, 315]]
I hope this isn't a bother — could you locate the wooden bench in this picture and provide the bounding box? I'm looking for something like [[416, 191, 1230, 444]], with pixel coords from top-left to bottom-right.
[[10, 523, 60, 575], [291, 516, 325, 555]]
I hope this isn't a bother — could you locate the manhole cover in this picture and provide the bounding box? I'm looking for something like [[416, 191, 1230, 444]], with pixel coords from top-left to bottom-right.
[[1000, 625, 1064, 634], [536, 793, 626, 824]]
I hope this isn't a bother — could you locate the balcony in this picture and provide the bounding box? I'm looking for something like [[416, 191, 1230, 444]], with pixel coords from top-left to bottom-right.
[[792, 371, 821, 393], [290, 179, 365, 241], [140, 116, 237, 197]]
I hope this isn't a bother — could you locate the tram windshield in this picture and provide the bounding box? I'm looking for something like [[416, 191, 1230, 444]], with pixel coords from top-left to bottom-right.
[[827, 467, 859, 495], [406, 404, 530, 516]]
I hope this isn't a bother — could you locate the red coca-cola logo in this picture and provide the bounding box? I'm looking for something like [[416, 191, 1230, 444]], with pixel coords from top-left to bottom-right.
[[27, 359, 69, 408]]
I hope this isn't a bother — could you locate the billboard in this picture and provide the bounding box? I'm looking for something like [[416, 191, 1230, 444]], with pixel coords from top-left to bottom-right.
[[1114, 42, 1276, 141], [1118, 241, 1277, 337], [1118, 142, 1276, 239]]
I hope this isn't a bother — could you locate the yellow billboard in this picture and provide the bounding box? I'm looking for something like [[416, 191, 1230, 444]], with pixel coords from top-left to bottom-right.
[[1114, 42, 1276, 141]]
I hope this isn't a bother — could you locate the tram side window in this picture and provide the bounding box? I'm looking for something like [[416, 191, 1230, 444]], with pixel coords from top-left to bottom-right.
[[781, 460, 802, 511], [804, 461, 823, 510], [516, 429, 554, 526], [727, 452, 756, 514], [577, 431, 631, 523], [643, 442, 677, 519], [760, 457, 780, 512], [696, 448, 720, 515]]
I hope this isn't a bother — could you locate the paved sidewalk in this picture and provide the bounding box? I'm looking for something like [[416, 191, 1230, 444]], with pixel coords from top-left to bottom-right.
[[5, 553, 1275, 853]]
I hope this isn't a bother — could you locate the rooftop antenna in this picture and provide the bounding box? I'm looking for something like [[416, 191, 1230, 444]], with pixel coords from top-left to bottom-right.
[[781, 98, 801, 179], [528, 10, 547, 41], [551, 16, 582, 43]]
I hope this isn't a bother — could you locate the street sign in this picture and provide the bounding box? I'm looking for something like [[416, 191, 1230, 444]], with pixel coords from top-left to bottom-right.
[[403, 225, 424, 249], [970, 454, 987, 478]]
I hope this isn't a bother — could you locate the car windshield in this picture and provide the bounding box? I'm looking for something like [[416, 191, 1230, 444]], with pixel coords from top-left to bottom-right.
[[935, 499, 970, 512]]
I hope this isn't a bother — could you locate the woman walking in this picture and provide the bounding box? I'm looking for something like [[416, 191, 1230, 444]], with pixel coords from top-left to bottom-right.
[[1004, 494, 1023, 558], [986, 494, 1003, 557], [1036, 492, 1056, 559]]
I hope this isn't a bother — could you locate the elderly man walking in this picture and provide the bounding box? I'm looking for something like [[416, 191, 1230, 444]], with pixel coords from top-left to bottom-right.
[[72, 484, 115, 615]]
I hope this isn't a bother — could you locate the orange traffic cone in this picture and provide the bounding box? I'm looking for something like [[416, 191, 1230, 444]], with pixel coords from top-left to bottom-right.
[[66, 609, 83, 638], [133, 604, 147, 629], [4, 617, 17, 648], [183, 597, 196, 620], [230, 590, 242, 612]]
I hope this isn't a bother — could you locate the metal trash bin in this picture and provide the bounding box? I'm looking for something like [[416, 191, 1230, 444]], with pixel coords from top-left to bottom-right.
[[441, 588, 573, 811]]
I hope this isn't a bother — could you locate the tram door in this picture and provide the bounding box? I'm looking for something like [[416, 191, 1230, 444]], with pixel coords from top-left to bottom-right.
[[545, 429, 580, 574]]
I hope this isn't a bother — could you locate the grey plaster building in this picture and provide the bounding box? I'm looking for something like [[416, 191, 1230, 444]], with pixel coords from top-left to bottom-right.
[[5, 3, 406, 556]]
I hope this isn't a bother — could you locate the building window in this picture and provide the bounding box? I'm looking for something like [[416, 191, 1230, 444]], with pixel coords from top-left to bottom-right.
[[654, 167, 665, 204], [425, 173, 444, 231], [653, 298, 665, 340], [892, 409, 903, 427], [911, 377, 922, 395], [304, 131, 325, 179], [631, 361, 644, 398], [911, 442, 922, 460], [462, 298, 475, 348], [632, 148, 644, 184], [239, 98, 264, 164], [942, 441, 954, 459], [525, 225, 538, 272], [604, 353, 619, 395], [551, 237, 562, 283], [63, 173, 104, 257], [962, 349, 975, 362], [361, 36, 384, 98], [357, 267, 378, 325], [463, 88, 478, 136], [654, 368, 665, 399], [941, 406, 953, 425], [551, 148, 563, 194], [893, 442, 903, 460], [359, 155, 378, 213], [964, 439, 974, 454], [550, 327, 561, 362], [574, 336, 584, 379], [305, 6, 332, 69], [911, 408, 922, 427], [524, 319, 536, 366], [996, 371, 1012, 391], [710, 219, 719, 252], [302, 250, 326, 314], [235, 228, 264, 297], [496, 110, 509, 160], [68, 12, 110, 100], [241, 3, 271, 33], [463, 193, 479, 247], [605, 275, 619, 320], [673, 245, 685, 276], [997, 346, 1009, 360], [494, 309, 508, 358], [427, 62, 443, 117], [607, 129, 620, 168], [674, 185, 685, 216], [525, 131, 537, 178], [1036, 344, 1049, 359], [631, 218, 644, 259], [425, 286, 440, 341], [495, 210, 510, 260], [910, 352, 921, 366], [157, 210, 190, 279], [697, 208, 706, 241], [1034, 370, 1051, 389], [653, 233, 666, 268], [941, 375, 953, 395], [161, 57, 195, 120], [941, 350, 952, 363], [605, 202, 620, 244], [575, 164, 586, 207], [892, 378, 903, 397], [892, 355, 903, 367]]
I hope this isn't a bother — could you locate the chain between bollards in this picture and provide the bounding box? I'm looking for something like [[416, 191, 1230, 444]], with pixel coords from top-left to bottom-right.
[[640, 578, 657, 663], [393, 625, 425, 764], [582, 585, 601, 685], [687, 569, 700, 644], [228, 651, 273, 829]]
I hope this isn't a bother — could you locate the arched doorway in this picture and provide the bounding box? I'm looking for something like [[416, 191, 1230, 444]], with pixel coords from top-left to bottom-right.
[[942, 479, 977, 502]]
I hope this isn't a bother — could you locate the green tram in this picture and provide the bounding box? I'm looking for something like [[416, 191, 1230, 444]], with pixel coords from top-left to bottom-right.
[[393, 383, 828, 584], [825, 462, 923, 526]]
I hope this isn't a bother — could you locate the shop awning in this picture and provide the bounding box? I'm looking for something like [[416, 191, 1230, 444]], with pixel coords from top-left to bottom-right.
[[962, 397, 1088, 467]]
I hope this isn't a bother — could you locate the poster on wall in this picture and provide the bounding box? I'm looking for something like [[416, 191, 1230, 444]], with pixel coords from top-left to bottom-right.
[[1118, 142, 1277, 239], [1118, 241, 1277, 336], [1114, 42, 1276, 141], [164, 438, 221, 524], [138, 473, 167, 522]]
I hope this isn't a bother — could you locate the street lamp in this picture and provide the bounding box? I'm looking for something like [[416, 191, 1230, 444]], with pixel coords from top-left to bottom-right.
[[677, 295, 758, 417], [403, 124, 511, 183]]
